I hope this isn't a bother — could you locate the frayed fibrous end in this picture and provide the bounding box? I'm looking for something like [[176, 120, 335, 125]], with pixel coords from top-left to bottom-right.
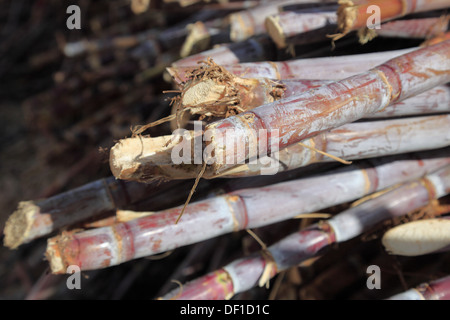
[[46, 234, 72, 274], [3, 201, 42, 249], [180, 21, 211, 58], [109, 135, 176, 181], [358, 27, 378, 44], [172, 58, 285, 127], [109, 134, 213, 181], [112, 59, 286, 182], [329, 0, 357, 42]]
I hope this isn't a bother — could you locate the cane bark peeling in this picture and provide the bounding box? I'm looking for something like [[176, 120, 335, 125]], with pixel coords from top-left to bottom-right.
[[47, 150, 450, 273], [388, 276, 450, 300], [367, 85, 450, 118], [168, 48, 414, 84], [323, 115, 450, 160], [3, 177, 170, 249], [240, 114, 450, 177], [382, 218, 450, 257], [162, 165, 450, 300], [204, 41, 450, 174]]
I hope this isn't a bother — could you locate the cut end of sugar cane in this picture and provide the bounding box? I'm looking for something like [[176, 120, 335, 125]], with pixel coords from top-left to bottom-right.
[[329, 0, 357, 42], [109, 135, 173, 180], [109, 134, 206, 181], [382, 219, 450, 256], [357, 27, 378, 44], [46, 236, 69, 274], [265, 15, 286, 49], [116, 210, 155, 223], [182, 79, 228, 115], [229, 12, 253, 42], [180, 21, 211, 58], [3, 201, 41, 249], [170, 58, 285, 126]]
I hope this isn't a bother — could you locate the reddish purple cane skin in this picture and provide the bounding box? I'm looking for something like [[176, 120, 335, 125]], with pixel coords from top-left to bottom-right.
[[163, 270, 235, 300], [205, 41, 450, 174], [418, 276, 450, 300], [47, 150, 450, 273]]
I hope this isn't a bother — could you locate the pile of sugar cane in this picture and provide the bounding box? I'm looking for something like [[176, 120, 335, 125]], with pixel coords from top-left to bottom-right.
[[2, 0, 450, 300]]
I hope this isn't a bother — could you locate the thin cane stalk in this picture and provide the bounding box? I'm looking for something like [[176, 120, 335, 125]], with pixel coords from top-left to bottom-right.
[[2, 177, 182, 249], [110, 114, 450, 181], [46, 149, 450, 273], [160, 164, 450, 299]]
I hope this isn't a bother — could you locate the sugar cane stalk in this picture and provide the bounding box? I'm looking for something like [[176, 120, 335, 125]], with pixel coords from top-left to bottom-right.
[[203, 40, 450, 175], [167, 47, 415, 84], [367, 85, 450, 118], [110, 114, 450, 180], [229, 114, 450, 177], [265, 5, 338, 48], [227, 0, 325, 42], [387, 275, 450, 300], [172, 35, 277, 67], [46, 149, 450, 273], [3, 177, 182, 249], [332, 0, 450, 43], [161, 164, 450, 299], [376, 16, 449, 40], [168, 57, 449, 123]]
